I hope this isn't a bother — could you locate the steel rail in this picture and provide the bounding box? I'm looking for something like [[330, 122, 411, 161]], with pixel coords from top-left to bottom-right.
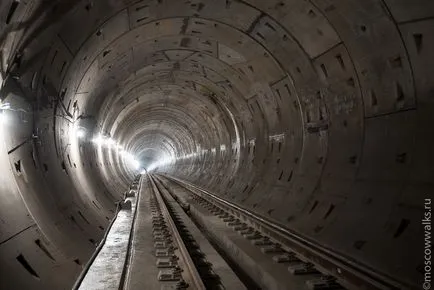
[[161, 174, 411, 290], [148, 174, 206, 290]]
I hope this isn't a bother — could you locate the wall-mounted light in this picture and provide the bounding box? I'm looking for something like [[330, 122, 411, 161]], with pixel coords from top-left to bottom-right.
[[91, 132, 141, 171], [0, 101, 11, 125], [0, 102, 11, 110], [106, 138, 116, 147], [0, 111, 8, 125], [76, 127, 86, 139], [92, 134, 104, 145]]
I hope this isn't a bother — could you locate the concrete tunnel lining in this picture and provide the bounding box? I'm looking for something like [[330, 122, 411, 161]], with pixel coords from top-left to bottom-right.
[[0, 0, 432, 288]]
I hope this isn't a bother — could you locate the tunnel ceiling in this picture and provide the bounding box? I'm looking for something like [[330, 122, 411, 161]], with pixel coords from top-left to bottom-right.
[[0, 0, 433, 289]]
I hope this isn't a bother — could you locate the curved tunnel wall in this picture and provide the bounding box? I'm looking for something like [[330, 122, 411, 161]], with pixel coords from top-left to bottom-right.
[[0, 0, 432, 288]]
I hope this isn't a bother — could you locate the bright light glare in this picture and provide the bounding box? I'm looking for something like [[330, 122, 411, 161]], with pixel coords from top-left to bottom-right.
[[76, 128, 86, 139], [147, 155, 174, 172], [91, 135, 117, 147], [120, 149, 141, 170], [126, 156, 140, 170], [106, 138, 116, 146], [91, 132, 141, 170], [0, 102, 10, 110], [92, 135, 104, 145], [0, 112, 7, 124], [132, 159, 140, 170]]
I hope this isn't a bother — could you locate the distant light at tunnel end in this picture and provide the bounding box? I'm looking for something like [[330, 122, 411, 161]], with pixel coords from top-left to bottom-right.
[[132, 159, 140, 170]]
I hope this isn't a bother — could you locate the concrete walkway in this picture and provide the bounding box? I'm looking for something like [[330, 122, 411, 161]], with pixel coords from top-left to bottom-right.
[[78, 194, 137, 290]]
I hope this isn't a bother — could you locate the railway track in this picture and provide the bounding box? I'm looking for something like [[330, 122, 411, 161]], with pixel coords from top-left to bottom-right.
[[153, 174, 411, 290], [145, 175, 206, 289], [75, 174, 410, 290]]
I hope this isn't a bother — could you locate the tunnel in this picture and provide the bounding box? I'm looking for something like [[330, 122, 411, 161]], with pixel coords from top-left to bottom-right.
[[0, 0, 432, 289]]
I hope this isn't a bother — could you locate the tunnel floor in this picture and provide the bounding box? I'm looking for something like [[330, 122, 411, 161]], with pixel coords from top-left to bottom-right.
[[76, 174, 407, 290]]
